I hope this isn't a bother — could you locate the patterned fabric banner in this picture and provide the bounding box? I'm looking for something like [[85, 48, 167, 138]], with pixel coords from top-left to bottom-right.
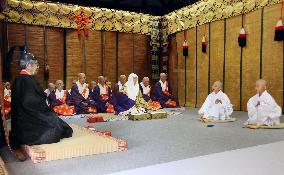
[[165, 0, 282, 35], [0, 0, 157, 35]]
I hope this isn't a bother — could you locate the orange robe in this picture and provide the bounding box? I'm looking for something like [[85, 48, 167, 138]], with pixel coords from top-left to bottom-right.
[[49, 90, 75, 116]]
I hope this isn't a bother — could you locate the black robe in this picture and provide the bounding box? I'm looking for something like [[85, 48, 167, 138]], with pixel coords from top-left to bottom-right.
[[10, 74, 73, 148]]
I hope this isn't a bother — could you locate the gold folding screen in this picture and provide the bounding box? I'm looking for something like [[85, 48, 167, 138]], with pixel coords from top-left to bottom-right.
[[174, 2, 284, 111]]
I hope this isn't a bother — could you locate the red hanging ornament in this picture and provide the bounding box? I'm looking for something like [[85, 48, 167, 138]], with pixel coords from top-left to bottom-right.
[[182, 31, 188, 56], [202, 36, 206, 53], [183, 40, 188, 56], [238, 27, 247, 48], [274, 19, 284, 41], [71, 8, 93, 36]]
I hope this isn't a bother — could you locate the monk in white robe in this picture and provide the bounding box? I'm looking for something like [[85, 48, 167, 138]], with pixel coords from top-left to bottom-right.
[[199, 81, 233, 120], [245, 79, 281, 126]]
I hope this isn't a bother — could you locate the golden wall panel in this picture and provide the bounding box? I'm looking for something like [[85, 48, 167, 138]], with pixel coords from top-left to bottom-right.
[[196, 24, 209, 107], [262, 4, 283, 108], [209, 20, 224, 87], [176, 31, 185, 106], [242, 9, 261, 110], [186, 27, 197, 107], [224, 15, 242, 110]]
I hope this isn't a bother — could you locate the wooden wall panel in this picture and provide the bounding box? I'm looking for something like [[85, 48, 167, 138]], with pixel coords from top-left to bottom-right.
[[224, 16, 242, 110], [176, 31, 185, 106], [103, 31, 117, 84], [7, 23, 25, 84], [118, 33, 134, 77], [209, 20, 224, 87], [66, 29, 83, 89], [242, 10, 262, 110], [262, 4, 283, 108], [26, 25, 45, 86], [46, 27, 64, 84], [196, 24, 210, 107], [168, 34, 178, 97], [85, 30, 102, 83], [186, 27, 197, 107], [134, 34, 150, 81]]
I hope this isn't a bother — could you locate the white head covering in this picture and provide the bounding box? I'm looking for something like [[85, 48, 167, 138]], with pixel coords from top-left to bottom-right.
[[126, 73, 139, 101]]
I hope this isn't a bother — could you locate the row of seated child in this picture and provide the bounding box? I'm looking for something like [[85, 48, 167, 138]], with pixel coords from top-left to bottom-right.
[[199, 79, 282, 126], [43, 72, 179, 116]]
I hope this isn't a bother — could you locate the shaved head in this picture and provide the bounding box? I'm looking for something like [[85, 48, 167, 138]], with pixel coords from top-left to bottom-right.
[[160, 73, 167, 82], [48, 83, 55, 91], [56, 80, 63, 85], [255, 79, 267, 94], [90, 80, 97, 89], [4, 82, 10, 90], [143, 77, 149, 81], [142, 77, 150, 86], [119, 74, 127, 85], [78, 73, 86, 84], [212, 81, 222, 93], [256, 79, 267, 86], [213, 81, 222, 89], [98, 76, 105, 85], [55, 80, 64, 90]]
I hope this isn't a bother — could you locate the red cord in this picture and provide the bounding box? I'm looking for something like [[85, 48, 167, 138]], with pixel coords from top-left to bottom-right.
[[184, 30, 187, 40]]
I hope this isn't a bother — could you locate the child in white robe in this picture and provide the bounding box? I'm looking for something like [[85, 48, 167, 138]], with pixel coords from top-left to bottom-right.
[[199, 81, 233, 120], [245, 79, 281, 126]]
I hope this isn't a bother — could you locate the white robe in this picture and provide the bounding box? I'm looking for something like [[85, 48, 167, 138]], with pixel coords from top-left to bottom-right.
[[125, 73, 139, 101], [198, 90, 233, 120], [118, 81, 127, 92], [4, 88, 11, 102], [44, 89, 51, 97], [140, 82, 151, 95], [245, 90, 281, 126]]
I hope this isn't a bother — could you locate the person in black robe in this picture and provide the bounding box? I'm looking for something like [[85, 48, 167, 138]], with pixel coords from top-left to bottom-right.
[[10, 53, 73, 151]]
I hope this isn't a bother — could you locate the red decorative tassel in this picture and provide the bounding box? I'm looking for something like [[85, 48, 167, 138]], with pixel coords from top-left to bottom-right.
[[84, 17, 89, 36], [238, 28, 247, 48], [274, 19, 284, 41], [183, 40, 188, 56], [202, 36, 206, 53]]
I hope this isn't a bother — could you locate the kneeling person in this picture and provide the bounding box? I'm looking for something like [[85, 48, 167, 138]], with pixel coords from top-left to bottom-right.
[[245, 79, 281, 126], [152, 73, 179, 108], [71, 73, 97, 114], [49, 80, 74, 116], [199, 81, 233, 120], [139, 77, 161, 109], [93, 76, 114, 113], [11, 53, 73, 150]]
